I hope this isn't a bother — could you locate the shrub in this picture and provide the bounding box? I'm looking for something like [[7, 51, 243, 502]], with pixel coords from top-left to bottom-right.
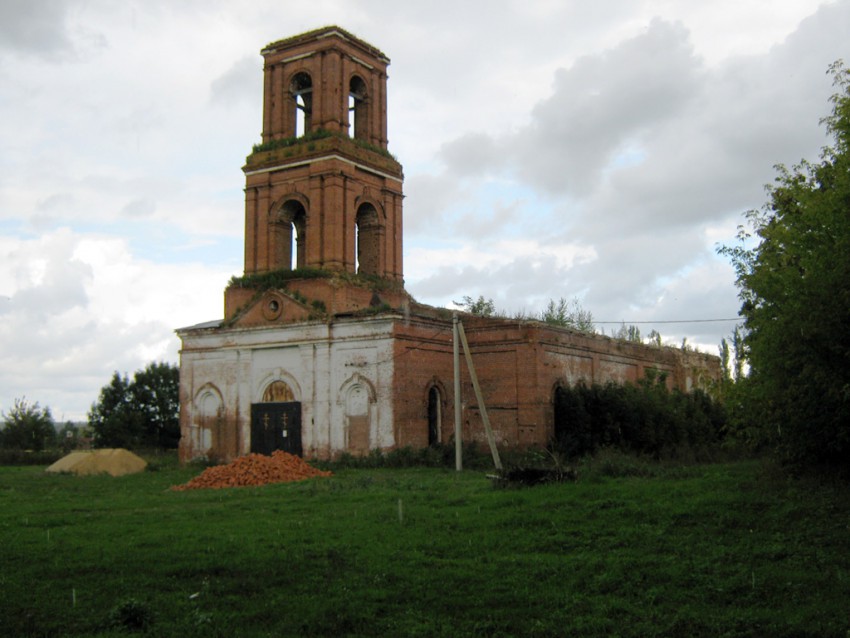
[[552, 380, 727, 460], [106, 598, 154, 632]]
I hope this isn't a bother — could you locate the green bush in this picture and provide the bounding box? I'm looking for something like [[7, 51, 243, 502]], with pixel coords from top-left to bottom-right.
[[319, 442, 490, 471], [552, 379, 727, 460], [0, 448, 63, 466]]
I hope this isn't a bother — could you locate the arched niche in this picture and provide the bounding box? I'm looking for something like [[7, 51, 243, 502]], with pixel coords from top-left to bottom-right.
[[338, 373, 377, 453]]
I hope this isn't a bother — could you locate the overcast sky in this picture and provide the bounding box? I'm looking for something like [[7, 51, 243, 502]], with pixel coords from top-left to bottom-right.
[[1, 0, 848, 421]]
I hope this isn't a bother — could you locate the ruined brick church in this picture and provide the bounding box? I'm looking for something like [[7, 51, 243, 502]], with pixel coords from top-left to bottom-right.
[[177, 26, 720, 462]]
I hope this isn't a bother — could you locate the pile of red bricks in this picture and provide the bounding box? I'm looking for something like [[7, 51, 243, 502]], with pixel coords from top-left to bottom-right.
[[172, 450, 331, 490]]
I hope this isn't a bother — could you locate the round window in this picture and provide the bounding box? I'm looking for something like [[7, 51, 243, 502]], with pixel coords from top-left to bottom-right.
[[262, 294, 284, 320]]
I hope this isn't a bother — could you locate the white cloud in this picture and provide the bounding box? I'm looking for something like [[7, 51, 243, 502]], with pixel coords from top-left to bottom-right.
[[1, 0, 846, 421], [0, 229, 232, 420]]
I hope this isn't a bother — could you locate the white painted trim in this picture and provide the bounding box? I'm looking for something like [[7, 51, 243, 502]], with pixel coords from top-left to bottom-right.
[[350, 55, 374, 70], [244, 153, 402, 183], [280, 51, 315, 64]]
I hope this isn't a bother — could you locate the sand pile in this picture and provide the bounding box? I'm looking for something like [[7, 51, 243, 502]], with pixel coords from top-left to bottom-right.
[[46, 449, 147, 477], [172, 450, 332, 490]]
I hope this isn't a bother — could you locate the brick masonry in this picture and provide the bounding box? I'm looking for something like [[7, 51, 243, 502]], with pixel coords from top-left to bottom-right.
[[177, 27, 722, 462]]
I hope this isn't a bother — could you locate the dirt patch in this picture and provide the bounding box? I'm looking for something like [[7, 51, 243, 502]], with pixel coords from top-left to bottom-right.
[[172, 450, 331, 490]]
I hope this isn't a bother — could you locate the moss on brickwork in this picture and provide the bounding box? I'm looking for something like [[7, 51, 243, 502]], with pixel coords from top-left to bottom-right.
[[246, 130, 400, 173], [229, 268, 403, 294]]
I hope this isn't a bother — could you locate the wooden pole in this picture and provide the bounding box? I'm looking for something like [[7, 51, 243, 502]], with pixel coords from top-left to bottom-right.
[[456, 319, 503, 471], [452, 313, 462, 471]]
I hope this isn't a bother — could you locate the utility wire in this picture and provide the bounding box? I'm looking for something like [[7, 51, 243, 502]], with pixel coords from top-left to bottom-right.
[[593, 318, 740, 325]]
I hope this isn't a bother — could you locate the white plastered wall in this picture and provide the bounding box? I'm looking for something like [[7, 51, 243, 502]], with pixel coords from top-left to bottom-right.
[[178, 317, 396, 460]]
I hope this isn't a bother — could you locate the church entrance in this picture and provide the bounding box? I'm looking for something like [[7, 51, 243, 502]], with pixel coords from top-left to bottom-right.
[[250, 402, 302, 456]]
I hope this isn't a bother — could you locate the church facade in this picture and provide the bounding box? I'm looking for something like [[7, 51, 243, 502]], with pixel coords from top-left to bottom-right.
[[177, 27, 721, 463]]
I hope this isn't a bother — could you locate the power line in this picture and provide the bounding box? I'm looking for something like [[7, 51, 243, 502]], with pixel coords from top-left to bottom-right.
[[594, 318, 740, 325]]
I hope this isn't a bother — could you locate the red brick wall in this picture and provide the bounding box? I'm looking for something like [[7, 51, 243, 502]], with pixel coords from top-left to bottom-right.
[[390, 315, 721, 450]]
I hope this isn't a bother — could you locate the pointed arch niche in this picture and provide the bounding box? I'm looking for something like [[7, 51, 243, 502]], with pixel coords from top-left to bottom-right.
[[192, 383, 223, 459], [338, 374, 376, 454]]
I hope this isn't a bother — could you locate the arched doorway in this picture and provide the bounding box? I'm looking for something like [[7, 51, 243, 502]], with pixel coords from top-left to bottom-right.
[[251, 379, 302, 456]]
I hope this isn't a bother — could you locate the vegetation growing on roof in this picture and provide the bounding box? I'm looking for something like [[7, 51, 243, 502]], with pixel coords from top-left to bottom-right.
[[250, 129, 333, 154], [228, 267, 402, 295], [228, 267, 331, 290], [249, 128, 397, 162]]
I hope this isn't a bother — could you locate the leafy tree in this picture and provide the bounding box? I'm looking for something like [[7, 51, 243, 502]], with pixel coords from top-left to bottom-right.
[[454, 295, 596, 333], [1, 398, 56, 451], [88, 362, 179, 449], [647, 329, 663, 348], [456, 295, 497, 317], [57, 421, 80, 451], [89, 372, 144, 448], [612, 323, 641, 342], [540, 297, 596, 333], [719, 338, 732, 383], [130, 362, 180, 448], [719, 61, 850, 472]]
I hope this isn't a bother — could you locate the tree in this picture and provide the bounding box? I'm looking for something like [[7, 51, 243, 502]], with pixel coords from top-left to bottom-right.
[[130, 362, 180, 448], [57, 421, 80, 452], [719, 61, 850, 472], [612, 323, 641, 342], [645, 329, 662, 348], [89, 372, 144, 448], [540, 297, 596, 333], [88, 362, 180, 449], [456, 295, 497, 317], [455, 295, 596, 333], [1, 398, 56, 451]]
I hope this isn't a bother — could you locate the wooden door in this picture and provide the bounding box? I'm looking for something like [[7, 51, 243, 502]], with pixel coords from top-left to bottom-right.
[[250, 402, 302, 456]]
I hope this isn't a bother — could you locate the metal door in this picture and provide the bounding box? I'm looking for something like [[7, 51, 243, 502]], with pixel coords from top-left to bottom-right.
[[250, 402, 302, 456]]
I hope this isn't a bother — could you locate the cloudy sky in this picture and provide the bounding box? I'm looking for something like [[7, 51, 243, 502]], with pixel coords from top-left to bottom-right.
[[1, 0, 848, 421]]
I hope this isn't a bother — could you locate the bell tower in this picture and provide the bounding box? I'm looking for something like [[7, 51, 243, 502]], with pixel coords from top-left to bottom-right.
[[239, 26, 404, 283]]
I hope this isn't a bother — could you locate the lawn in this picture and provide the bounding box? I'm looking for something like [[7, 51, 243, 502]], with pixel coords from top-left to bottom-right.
[[1, 455, 848, 637]]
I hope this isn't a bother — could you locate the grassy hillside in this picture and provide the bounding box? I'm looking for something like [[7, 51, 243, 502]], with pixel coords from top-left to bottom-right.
[[1, 455, 848, 637]]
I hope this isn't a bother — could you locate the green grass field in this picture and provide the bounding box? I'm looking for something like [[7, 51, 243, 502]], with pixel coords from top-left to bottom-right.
[[1, 454, 849, 637]]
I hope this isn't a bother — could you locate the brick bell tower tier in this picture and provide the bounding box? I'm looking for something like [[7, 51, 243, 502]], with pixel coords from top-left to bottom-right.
[[225, 26, 407, 326]]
